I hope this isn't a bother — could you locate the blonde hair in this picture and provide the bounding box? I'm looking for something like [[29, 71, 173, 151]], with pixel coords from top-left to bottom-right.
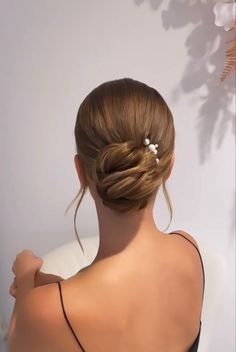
[[65, 78, 175, 254]]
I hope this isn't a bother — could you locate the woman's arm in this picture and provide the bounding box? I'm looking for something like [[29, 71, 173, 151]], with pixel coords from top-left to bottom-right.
[[7, 271, 63, 333], [7, 271, 35, 348], [7, 282, 61, 352], [7, 250, 66, 351], [6, 301, 17, 343]]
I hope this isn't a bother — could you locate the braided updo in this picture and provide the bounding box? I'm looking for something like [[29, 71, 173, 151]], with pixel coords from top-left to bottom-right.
[[66, 78, 175, 253]]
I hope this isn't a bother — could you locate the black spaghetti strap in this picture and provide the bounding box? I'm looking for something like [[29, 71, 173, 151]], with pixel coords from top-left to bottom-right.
[[169, 232, 205, 300], [56, 281, 86, 352]]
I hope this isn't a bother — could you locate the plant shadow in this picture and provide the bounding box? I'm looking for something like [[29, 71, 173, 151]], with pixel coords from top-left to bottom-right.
[[134, 0, 235, 163], [134, 0, 235, 246]]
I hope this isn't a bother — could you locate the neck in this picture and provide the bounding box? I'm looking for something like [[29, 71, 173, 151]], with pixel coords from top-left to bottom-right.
[[91, 192, 163, 264]]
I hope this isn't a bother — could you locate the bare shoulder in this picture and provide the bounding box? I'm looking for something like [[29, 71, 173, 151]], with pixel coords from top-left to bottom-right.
[[167, 229, 203, 281], [21, 281, 60, 316], [10, 282, 69, 352], [169, 229, 200, 249], [18, 282, 62, 334]]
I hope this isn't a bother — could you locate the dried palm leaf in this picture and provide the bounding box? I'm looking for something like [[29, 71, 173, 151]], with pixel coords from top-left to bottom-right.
[[220, 22, 236, 82]]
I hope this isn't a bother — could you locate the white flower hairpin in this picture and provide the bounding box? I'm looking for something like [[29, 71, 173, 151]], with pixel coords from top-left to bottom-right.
[[213, 2, 236, 31], [143, 137, 160, 164]]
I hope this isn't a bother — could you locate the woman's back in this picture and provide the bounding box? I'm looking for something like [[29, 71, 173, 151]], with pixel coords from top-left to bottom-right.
[[47, 230, 204, 352]]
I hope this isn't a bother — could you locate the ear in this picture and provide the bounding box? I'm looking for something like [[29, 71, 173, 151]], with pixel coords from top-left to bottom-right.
[[74, 154, 88, 187]]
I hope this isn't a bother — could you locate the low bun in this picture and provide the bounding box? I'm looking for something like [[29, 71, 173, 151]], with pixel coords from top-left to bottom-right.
[[94, 141, 162, 212]]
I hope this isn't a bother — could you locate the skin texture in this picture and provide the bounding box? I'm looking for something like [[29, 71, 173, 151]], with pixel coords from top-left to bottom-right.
[[7, 152, 205, 352]]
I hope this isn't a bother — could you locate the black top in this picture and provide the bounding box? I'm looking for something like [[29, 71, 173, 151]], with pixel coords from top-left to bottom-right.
[[56, 231, 205, 351]]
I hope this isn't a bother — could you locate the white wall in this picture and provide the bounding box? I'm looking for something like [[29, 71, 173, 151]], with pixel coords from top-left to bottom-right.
[[0, 0, 235, 351]]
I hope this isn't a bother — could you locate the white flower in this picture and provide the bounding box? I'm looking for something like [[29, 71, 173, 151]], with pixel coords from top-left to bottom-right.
[[213, 2, 236, 31]]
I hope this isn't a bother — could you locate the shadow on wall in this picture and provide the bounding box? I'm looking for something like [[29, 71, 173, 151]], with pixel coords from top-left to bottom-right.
[[134, 0, 235, 164], [135, 0, 235, 248]]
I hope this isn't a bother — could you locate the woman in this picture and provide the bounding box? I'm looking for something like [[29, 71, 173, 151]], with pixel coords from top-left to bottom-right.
[[7, 78, 205, 352]]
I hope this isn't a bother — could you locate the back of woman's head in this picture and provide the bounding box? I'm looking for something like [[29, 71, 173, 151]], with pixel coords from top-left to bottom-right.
[[66, 77, 175, 253]]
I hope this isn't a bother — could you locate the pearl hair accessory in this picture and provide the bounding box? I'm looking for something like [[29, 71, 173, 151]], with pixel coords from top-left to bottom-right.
[[143, 137, 160, 164]]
